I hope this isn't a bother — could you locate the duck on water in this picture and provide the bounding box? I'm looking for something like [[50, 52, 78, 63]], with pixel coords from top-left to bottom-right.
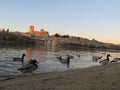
[[110, 58, 120, 63], [13, 53, 26, 64], [99, 54, 111, 65], [57, 55, 73, 64], [93, 56, 102, 62]]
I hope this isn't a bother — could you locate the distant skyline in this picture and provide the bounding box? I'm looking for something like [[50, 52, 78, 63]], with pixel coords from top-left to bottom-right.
[[0, 0, 120, 44]]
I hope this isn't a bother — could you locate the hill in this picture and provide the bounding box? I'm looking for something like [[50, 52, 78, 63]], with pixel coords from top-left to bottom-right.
[[52, 34, 120, 51]]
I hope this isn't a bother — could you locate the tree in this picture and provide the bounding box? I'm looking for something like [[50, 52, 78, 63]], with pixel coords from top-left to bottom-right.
[[62, 34, 69, 38], [54, 33, 60, 37]]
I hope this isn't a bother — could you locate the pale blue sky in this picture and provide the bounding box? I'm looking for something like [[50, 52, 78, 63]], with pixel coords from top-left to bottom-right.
[[0, 0, 120, 44]]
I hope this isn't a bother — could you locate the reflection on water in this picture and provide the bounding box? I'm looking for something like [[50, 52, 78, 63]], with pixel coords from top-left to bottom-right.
[[0, 45, 120, 75]]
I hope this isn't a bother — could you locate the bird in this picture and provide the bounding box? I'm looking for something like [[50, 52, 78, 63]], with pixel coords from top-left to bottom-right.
[[13, 53, 26, 64], [57, 56, 62, 60], [17, 59, 38, 75], [93, 56, 102, 62], [110, 58, 120, 63], [77, 55, 80, 58], [58, 56, 67, 63], [99, 54, 111, 65], [57, 55, 73, 60], [66, 55, 70, 66], [57, 55, 72, 64]]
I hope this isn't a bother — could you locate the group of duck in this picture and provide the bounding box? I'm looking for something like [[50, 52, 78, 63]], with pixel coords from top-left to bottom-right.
[[93, 54, 120, 65], [57, 53, 120, 66], [57, 55, 80, 63], [13, 53, 120, 75], [13, 53, 38, 75]]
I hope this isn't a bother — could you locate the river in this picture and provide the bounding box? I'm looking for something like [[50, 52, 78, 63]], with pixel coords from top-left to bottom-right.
[[0, 46, 120, 75]]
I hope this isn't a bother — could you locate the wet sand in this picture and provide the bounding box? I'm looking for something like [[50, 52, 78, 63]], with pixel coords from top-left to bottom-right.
[[0, 63, 120, 90]]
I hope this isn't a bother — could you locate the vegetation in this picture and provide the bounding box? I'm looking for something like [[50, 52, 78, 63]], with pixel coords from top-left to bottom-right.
[[0, 30, 120, 51], [0, 31, 35, 47], [54, 33, 69, 38], [54, 34, 120, 51]]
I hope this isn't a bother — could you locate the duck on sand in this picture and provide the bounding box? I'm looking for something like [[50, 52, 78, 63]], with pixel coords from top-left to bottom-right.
[[1, 63, 120, 90]]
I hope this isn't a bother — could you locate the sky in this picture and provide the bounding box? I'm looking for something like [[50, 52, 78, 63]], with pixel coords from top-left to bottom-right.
[[0, 0, 120, 44]]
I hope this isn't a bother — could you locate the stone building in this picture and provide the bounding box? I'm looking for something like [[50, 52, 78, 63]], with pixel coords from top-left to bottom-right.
[[27, 25, 49, 38]]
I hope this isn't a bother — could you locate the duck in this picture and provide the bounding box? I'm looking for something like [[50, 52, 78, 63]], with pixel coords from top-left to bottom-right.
[[99, 54, 111, 65], [93, 56, 102, 62], [17, 59, 38, 75], [57, 55, 73, 60], [110, 58, 120, 63], [67, 55, 70, 65], [58, 56, 67, 63], [58, 55, 72, 64], [57, 56, 62, 60], [13, 53, 26, 64], [77, 55, 80, 58], [68, 55, 74, 59]]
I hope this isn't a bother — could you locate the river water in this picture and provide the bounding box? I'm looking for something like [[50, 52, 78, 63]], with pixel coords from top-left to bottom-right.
[[0, 46, 120, 75]]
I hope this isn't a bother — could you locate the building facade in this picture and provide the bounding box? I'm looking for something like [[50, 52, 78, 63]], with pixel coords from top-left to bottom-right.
[[28, 25, 49, 38]]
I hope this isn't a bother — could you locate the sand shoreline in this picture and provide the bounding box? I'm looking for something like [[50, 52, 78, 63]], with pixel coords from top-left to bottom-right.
[[0, 63, 120, 90]]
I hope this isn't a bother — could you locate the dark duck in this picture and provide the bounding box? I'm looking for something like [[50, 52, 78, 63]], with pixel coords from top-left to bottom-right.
[[99, 54, 111, 65], [57, 55, 73, 63], [17, 59, 38, 75], [93, 56, 102, 62], [13, 53, 26, 64]]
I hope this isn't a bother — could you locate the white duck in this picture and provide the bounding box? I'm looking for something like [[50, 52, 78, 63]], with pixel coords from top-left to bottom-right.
[[99, 54, 111, 65]]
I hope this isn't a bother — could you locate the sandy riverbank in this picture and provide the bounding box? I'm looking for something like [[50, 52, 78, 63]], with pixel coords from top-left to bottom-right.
[[0, 63, 120, 90]]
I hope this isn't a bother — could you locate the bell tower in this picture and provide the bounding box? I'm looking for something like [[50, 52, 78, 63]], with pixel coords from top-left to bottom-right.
[[29, 25, 34, 34]]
